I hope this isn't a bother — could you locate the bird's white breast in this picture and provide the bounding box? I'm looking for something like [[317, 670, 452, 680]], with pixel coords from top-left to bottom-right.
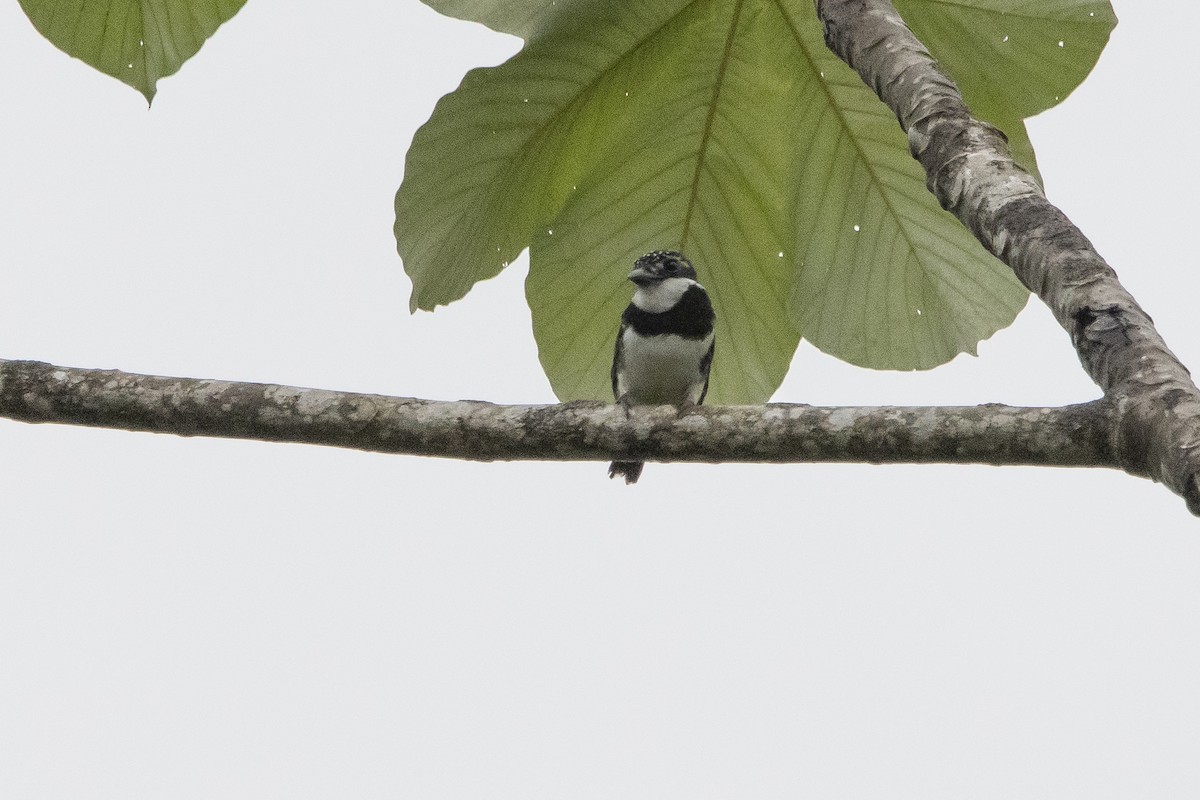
[[619, 328, 713, 405]]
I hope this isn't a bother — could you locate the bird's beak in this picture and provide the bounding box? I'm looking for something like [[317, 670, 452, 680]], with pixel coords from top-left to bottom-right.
[[628, 266, 657, 287]]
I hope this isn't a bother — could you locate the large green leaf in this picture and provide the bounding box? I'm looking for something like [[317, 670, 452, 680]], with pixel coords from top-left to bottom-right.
[[525, 2, 803, 404], [397, 0, 1116, 399], [18, 0, 247, 104]]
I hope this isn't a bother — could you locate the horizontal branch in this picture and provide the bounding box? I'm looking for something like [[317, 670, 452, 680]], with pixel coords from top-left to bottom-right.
[[0, 359, 1115, 469], [815, 0, 1200, 514]]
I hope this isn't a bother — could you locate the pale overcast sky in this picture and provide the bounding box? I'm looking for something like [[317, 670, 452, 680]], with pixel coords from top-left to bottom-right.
[[2, 1, 1198, 798]]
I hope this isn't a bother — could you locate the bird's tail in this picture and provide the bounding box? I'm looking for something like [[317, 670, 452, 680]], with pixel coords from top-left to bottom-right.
[[608, 461, 644, 484]]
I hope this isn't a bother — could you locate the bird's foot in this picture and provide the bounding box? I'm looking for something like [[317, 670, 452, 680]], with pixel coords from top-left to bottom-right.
[[617, 395, 635, 420]]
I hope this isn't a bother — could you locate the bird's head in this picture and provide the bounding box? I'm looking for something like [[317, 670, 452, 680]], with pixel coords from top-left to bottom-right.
[[628, 250, 698, 287]]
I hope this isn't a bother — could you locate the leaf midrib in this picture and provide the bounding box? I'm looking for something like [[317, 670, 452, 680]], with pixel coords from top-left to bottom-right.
[[679, 0, 745, 252], [773, 0, 929, 358]]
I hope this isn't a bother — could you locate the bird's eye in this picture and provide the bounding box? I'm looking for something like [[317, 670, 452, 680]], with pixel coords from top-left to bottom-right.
[[664, 262, 679, 274]]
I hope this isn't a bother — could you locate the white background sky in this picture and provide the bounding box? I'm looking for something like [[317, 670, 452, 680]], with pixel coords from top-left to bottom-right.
[[2, 1, 1198, 797]]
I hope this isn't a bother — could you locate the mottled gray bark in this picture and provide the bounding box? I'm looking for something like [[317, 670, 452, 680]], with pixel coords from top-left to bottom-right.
[[816, 0, 1200, 514], [0, 359, 1114, 468]]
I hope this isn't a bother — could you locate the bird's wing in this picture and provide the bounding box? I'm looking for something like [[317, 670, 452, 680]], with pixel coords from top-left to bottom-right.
[[611, 321, 626, 401], [696, 337, 715, 404]]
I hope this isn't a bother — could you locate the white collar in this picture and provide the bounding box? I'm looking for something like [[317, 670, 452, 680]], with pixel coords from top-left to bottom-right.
[[631, 277, 698, 313]]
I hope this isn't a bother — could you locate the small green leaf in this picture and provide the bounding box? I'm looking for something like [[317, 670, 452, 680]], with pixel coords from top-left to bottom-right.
[[895, 0, 1118, 121], [18, 0, 247, 104]]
